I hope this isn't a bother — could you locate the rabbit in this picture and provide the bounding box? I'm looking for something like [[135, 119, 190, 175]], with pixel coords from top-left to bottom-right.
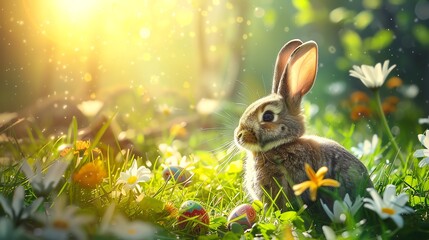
[[234, 39, 373, 212]]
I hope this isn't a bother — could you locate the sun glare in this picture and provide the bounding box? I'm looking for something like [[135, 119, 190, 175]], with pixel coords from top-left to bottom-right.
[[56, 0, 101, 20]]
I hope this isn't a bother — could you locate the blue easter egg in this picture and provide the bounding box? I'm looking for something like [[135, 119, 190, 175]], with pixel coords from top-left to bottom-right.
[[162, 166, 192, 186]]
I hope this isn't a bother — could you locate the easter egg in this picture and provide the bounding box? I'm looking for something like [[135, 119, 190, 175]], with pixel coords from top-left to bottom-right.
[[162, 166, 192, 186], [227, 204, 257, 229], [177, 200, 209, 234]]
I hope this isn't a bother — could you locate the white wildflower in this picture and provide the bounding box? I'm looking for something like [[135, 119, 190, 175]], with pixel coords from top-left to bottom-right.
[[349, 60, 396, 89], [0, 186, 43, 223], [321, 194, 363, 223], [414, 130, 429, 167], [34, 196, 94, 240], [116, 159, 151, 193], [21, 159, 69, 197], [363, 184, 413, 228], [99, 204, 157, 240]]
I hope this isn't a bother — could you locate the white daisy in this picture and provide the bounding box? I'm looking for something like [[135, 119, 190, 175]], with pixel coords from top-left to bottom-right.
[[349, 60, 396, 89], [99, 204, 157, 240], [0, 217, 27, 239], [414, 130, 429, 167], [116, 159, 151, 193], [321, 194, 363, 223], [20, 159, 69, 197], [34, 197, 94, 240], [363, 185, 413, 228], [0, 186, 43, 224], [108, 215, 157, 240], [158, 143, 181, 160]]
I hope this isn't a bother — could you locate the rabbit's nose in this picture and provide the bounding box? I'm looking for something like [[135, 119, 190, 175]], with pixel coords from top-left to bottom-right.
[[237, 131, 243, 140], [235, 128, 257, 146]]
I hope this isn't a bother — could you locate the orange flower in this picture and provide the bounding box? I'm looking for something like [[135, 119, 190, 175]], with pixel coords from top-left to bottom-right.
[[73, 160, 106, 188], [163, 202, 179, 218], [60, 140, 101, 158], [384, 96, 400, 105], [292, 163, 340, 201], [350, 105, 372, 121], [382, 102, 397, 115], [386, 76, 403, 89], [382, 96, 400, 115], [350, 91, 370, 104]]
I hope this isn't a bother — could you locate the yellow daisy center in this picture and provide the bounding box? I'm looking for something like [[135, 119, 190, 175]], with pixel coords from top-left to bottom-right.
[[127, 176, 138, 184], [127, 228, 137, 235], [53, 220, 69, 230], [381, 207, 396, 215]]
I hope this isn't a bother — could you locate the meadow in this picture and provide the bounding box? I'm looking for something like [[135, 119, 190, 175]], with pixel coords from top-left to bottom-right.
[[0, 61, 428, 239], [1, 1, 428, 239]]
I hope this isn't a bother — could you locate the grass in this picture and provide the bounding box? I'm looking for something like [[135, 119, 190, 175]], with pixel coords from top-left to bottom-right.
[[0, 94, 428, 239]]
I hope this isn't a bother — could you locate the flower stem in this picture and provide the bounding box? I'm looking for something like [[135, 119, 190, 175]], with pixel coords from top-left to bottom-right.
[[373, 89, 404, 163]]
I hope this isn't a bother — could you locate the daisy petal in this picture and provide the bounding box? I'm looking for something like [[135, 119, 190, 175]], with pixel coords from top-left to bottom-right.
[[391, 214, 404, 228], [413, 149, 429, 158], [394, 193, 409, 206], [12, 186, 25, 217], [418, 157, 429, 167], [383, 185, 397, 202], [322, 226, 337, 240]]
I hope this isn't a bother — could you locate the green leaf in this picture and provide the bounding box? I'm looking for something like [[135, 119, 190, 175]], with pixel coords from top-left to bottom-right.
[[199, 235, 222, 240], [292, 0, 310, 10], [329, 7, 351, 23], [341, 30, 362, 61], [366, 30, 394, 50], [140, 196, 165, 213], [263, 9, 277, 28], [221, 232, 240, 240], [389, 0, 406, 5], [209, 216, 227, 229], [230, 222, 244, 235], [413, 24, 429, 46], [354, 11, 373, 30], [279, 211, 297, 222], [363, 0, 381, 9]]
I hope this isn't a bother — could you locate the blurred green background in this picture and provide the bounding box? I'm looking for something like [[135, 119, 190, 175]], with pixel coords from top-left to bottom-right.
[[0, 0, 428, 144]]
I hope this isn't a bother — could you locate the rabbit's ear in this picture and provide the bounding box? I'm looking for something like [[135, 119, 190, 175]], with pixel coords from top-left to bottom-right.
[[272, 39, 303, 94], [278, 41, 318, 106]]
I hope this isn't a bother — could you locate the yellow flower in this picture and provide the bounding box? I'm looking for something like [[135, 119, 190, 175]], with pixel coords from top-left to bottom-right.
[[60, 140, 101, 158], [163, 202, 179, 218], [170, 122, 188, 138], [158, 104, 174, 116], [73, 160, 106, 188], [292, 163, 340, 201]]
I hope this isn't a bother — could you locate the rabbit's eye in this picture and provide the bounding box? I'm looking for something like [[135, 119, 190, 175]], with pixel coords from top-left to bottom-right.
[[262, 110, 275, 122]]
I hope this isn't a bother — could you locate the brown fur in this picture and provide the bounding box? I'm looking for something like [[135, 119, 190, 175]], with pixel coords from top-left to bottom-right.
[[244, 136, 372, 210], [235, 40, 373, 212]]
